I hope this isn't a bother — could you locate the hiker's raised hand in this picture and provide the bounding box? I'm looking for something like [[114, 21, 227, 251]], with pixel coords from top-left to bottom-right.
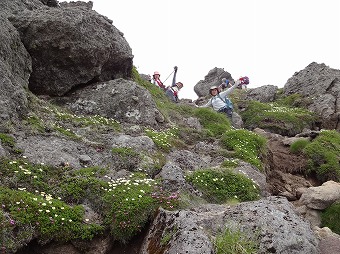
[[174, 66, 178, 71]]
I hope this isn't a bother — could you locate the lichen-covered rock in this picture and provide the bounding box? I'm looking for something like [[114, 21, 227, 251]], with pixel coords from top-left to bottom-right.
[[141, 197, 319, 254], [60, 79, 164, 126]]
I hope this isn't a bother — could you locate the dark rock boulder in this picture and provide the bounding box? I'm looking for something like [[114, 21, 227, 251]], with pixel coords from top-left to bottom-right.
[[55, 79, 164, 126], [9, 5, 133, 96], [194, 67, 234, 97], [0, 16, 31, 131], [283, 62, 340, 130]]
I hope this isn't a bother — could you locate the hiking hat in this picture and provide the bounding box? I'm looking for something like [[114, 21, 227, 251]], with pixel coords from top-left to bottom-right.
[[209, 85, 219, 95], [153, 71, 160, 76]]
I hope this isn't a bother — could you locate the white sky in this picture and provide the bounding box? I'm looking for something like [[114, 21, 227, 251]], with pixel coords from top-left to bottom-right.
[[66, 0, 340, 99]]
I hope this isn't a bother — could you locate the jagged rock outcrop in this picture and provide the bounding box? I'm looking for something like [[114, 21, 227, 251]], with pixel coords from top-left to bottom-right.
[[194, 67, 234, 97], [141, 197, 319, 254], [9, 4, 133, 96], [283, 62, 340, 130]]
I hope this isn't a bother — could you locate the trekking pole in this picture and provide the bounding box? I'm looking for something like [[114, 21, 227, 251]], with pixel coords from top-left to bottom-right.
[[162, 69, 175, 83]]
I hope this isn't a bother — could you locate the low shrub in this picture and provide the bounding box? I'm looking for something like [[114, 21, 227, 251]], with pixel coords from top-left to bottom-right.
[[145, 127, 179, 152], [303, 130, 340, 182], [290, 138, 310, 154], [220, 129, 266, 170], [194, 108, 231, 137], [321, 201, 340, 235], [240, 100, 316, 136], [185, 169, 260, 204], [102, 173, 179, 243]]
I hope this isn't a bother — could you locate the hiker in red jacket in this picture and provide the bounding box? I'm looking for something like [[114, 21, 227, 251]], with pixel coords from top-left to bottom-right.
[[152, 71, 166, 91]]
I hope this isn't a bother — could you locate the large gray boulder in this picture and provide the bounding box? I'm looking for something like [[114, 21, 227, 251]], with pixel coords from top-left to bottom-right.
[[9, 5, 133, 96], [16, 135, 112, 169], [59, 79, 165, 126], [194, 67, 234, 97], [0, 16, 31, 131], [246, 85, 278, 102], [141, 197, 319, 254], [283, 62, 340, 129]]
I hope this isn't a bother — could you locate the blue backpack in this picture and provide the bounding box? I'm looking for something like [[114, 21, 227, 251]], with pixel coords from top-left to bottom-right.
[[218, 94, 233, 110]]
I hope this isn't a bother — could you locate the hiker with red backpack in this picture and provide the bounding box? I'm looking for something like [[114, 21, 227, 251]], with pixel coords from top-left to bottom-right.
[[152, 71, 167, 91], [165, 66, 183, 103]]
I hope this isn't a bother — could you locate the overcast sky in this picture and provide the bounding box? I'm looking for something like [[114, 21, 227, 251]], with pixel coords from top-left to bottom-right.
[[67, 0, 340, 99]]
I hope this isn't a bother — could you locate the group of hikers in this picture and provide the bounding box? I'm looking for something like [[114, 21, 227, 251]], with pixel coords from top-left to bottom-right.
[[149, 66, 249, 119]]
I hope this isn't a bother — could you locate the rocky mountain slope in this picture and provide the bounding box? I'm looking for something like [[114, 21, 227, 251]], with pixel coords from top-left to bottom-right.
[[1, 1, 340, 254]]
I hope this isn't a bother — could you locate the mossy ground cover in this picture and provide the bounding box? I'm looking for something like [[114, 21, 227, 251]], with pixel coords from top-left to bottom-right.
[[220, 129, 267, 170], [321, 201, 340, 235], [194, 107, 232, 137], [0, 158, 179, 250], [240, 100, 316, 136], [185, 168, 260, 204], [302, 130, 340, 182]]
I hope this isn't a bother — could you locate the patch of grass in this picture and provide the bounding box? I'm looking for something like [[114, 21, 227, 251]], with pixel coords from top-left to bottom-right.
[[145, 127, 179, 152], [53, 124, 81, 140], [24, 114, 46, 132], [160, 225, 178, 246], [302, 130, 340, 182], [194, 107, 231, 137], [0, 133, 15, 147], [102, 173, 179, 243], [290, 138, 310, 154], [214, 227, 259, 254], [221, 158, 240, 168], [321, 201, 340, 235], [0, 187, 103, 249], [220, 129, 266, 170], [240, 100, 316, 136], [111, 147, 141, 171], [275, 93, 313, 108], [0, 157, 180, 245], [185, 169, 260, 204]]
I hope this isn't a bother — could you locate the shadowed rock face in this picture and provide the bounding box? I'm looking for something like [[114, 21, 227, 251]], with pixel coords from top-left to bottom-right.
[[0, 16, 31, 131], [9, 5, 133, 96]]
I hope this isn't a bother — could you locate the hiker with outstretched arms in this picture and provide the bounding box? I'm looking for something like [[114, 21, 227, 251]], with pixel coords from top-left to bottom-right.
[[198, 78, 242, 118], [165, 66, 183, 103]]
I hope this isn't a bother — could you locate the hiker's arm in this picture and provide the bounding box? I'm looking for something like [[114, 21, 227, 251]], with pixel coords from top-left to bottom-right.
[[222, 79, 241, 96], [198, 99, 212, 108], [172, 66, 178, 87]]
